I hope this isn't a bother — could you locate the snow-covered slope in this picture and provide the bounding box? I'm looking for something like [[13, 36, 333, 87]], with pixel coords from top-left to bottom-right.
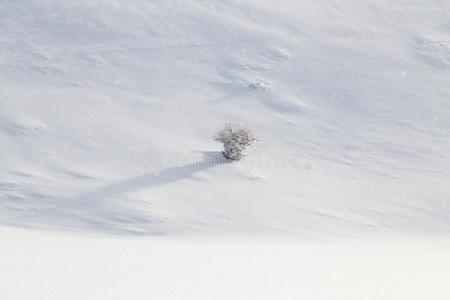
[[1, 0, 449, 237], [2, 1, 450, 299]]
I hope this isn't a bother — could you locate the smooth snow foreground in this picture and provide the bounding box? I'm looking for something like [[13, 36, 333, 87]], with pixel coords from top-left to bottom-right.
[[1, 228, 450, 300]]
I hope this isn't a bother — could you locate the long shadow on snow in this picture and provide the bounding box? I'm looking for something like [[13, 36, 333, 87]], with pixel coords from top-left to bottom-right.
[[0, 151, 229, 236], [74, 151, 228, 203]]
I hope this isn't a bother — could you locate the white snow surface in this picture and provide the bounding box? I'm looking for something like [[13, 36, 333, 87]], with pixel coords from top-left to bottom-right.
[[1, 0, 450, 298], [1, 0, 449, 237], [2, 228, 450, 300]]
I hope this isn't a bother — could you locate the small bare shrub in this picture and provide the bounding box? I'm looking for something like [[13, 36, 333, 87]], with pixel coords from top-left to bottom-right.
[[215, 123, 255, 161]]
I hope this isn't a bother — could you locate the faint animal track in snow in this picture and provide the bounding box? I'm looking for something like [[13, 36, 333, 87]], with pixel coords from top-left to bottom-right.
[[415, 38, 450, 69], [1, 119, 46, 135], [248, 81, 269, 90], [0, 182, 21, 191], [65, 170, 96, 180], [269, 47, 293, 61]]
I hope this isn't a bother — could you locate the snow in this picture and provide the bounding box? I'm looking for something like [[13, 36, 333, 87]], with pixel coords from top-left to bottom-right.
[[0, 0, 450, 298], [2, 228, 450, 300]]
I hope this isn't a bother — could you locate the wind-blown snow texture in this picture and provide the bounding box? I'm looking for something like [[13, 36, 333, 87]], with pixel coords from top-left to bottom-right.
[[1, 0, 449, 237]]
